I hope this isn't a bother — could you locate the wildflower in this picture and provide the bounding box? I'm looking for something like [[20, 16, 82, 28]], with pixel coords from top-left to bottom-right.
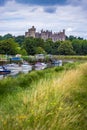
[[58, 107, 63, 110], [78, 104, 81, 108], [18, 115, 27, 120]]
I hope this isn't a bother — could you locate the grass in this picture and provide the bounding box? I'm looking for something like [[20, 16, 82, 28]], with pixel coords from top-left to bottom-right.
[[0, 62, 87, 130], [53, 55, 87, 60]]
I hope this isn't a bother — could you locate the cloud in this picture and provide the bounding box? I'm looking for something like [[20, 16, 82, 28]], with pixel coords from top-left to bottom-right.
[[0, 0, 87, 39], [67, 0, 87, 10], [44, 7, 57, 13]]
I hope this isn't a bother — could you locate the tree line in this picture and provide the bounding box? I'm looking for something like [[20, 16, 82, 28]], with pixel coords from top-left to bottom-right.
[[0, 33, 87, 55]]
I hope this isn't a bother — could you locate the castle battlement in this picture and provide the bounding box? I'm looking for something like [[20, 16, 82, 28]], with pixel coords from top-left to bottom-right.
[[25, 26, 65, 42]]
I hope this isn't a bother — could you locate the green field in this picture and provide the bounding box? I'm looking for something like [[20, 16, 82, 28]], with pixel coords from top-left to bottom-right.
[[0, 62, 87, 130]]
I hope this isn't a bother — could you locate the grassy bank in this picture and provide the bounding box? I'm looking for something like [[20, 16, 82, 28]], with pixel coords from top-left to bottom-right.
[[53, 55, 87, 60], [0, 62, 87, 130]]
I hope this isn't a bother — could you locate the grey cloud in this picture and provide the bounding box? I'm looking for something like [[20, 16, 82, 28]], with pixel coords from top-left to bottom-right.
[[67, 0, 87, 8], [44, 7, 57, 13]]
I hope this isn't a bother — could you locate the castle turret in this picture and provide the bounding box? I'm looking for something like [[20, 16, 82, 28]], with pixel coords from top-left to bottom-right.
[[63, 29, 65, 35], [25, 26, 36, 38]]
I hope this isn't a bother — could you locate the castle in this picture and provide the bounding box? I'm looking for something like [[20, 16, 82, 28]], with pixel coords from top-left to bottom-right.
[[25, 26, 66, 42]]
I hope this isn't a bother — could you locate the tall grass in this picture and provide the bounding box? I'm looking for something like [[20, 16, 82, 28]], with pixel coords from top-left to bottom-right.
[[0, 63, 87, 130]]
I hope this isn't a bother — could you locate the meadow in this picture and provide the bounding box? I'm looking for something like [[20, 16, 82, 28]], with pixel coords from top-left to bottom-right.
[[0, 62, 87, 130]]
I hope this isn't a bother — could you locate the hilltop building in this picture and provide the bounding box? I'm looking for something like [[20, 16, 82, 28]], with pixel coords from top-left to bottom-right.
[[25, 26, 65, 42]]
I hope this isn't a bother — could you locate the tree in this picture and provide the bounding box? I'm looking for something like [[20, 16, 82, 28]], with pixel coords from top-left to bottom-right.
[[23, 37, 45, 55], [0, 35, 2, 40], [33, 38, 44, 48], [72, 39, 83, 55], [35, 47, 46, 54], [51, 41, 61, 55], [58, 41, 75, 55], [14, 35, 25, 46], [81, 40, 87, 55], [23, 37, 36, 55], [20, 48, 27, 56], [3, 33, 13, 40], [44, 39, 53, 54], [67, 35, 77, 41], [0, 38, 19, 55]]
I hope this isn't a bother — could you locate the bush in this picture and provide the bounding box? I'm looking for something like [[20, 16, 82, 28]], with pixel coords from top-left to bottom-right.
[[54, 66, 64, 72]]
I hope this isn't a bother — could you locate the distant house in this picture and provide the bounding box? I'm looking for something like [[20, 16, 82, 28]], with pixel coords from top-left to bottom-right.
[[15, 54, 21, 57]]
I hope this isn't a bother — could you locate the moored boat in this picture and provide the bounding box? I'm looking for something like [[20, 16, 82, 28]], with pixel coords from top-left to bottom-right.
[[0, 66, 11, 75], [35, 62, 47, 70], [21, 63, 32, 73], [5, 63, 22, 75]]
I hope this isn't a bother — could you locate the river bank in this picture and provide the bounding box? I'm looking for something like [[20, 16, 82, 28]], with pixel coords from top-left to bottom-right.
[[0, 62, 87, 129]]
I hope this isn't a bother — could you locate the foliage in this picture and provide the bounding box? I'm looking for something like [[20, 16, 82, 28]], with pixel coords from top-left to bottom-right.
[[0, 38, 19, 55], [66, 35, 83, 41], [17, 47, 27, 56], [72, 39, 83, 55], [23, 37, 44, 55], [51, 41, 61, 54], [58, 41, 75, 55], [14, 35, 25, 46], [2, 33, 13, 39], [81, 40, 87, 55], [36, 47, 46, 54], [0, 33, 87, 55], [54, 66, 64, 72], [0, 35, 3, 40], [22, 55, 36, 63], [23, 37, 36, 55], [44, 39, 53, 54]]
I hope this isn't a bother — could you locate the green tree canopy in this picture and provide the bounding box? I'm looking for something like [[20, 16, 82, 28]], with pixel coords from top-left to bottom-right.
[[23, 37, 36, 55], [0, 38, 19, 55], [23, 37, 45, 55], [51, 41, 61, 55], [35, 47, 46, 54], [14, 35, 25, 46], [3, 33, 13, 40], [58, 41, 75, 55], [72, 39, 83, 55], [44, 39, 53, 54], [81, 40, 87, 55]]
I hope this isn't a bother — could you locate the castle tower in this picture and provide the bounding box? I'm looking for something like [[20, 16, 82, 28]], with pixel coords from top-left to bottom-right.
[[25, 26, 36, 38], [29, 26, 36, 38], [63, 29, 65, 35]]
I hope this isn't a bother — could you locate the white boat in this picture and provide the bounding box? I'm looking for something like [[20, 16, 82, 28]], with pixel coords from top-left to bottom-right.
[[35, 62, 47, 70], [21, 63, 32, 73], [5, 63, 22, 75], [52, 60, 62, 66]]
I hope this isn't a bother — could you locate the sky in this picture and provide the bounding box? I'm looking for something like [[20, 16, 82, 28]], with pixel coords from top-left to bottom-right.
[[0, 0, 87, 39]]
